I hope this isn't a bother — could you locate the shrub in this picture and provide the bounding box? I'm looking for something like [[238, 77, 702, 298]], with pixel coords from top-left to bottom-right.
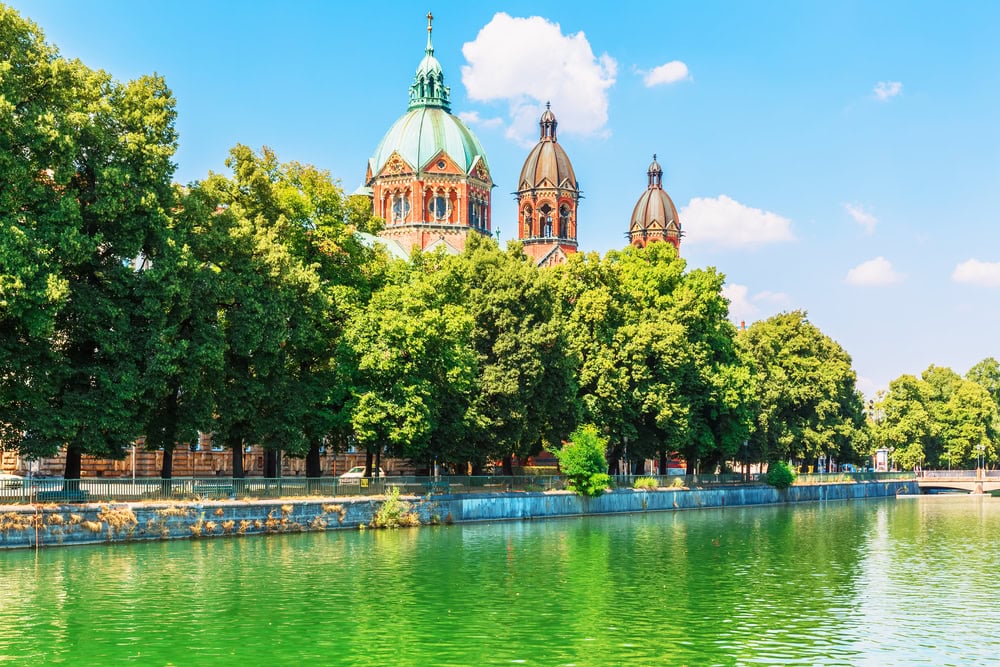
[[372, 486, 421, 528], [556, 425, 611, 497], [766, 461, 796, 490], [633, 476, 659, 490]]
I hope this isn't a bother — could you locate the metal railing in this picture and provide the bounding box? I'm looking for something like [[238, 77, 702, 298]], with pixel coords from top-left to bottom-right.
[[0, 470, 915, 505], [794, 471, 914, 484]]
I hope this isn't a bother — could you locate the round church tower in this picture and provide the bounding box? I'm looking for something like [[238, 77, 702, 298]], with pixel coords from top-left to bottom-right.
[[366, 14, 493, 255], [628, 155, 681, 250], [515, 104, 580, 266]]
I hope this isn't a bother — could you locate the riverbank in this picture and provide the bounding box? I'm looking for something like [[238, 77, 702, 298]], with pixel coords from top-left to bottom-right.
[[0, 480, 918, 549]]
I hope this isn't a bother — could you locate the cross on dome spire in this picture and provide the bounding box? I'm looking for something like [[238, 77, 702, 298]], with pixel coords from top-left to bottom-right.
[[426, 12, 434, 54]]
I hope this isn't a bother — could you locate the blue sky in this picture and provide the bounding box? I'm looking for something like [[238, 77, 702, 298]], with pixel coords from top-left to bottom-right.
[[10, 1, 1000, 396]]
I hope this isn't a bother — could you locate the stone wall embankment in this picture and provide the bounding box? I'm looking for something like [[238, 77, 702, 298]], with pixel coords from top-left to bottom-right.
[[0, 481, 918, 550]]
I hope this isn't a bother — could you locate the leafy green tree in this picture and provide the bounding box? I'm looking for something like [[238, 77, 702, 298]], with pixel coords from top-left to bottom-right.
[[556, 425, 611, 496], [556, 243, 751, 474], [344, 264, 476, 472], [188, 145, 378, 477], [739, 311, 865, 467], [0, 8, 178, 478], [966, 357, 1000, 412], [136, 186, 224, 478], [430, 237, 579, 473], [878, 376, 936, 470], [940, 380, 998, 468]]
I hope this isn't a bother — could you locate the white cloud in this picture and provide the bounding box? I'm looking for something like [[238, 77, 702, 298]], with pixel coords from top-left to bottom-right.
[[952, 259, 1000, 287], [844, 203, 877, 234], [753, 290, 791, 306], [461, 13, 617, 146], [458, 111, 503, 129], [722, 284, 757, 323], [722, 285, 791, 325], [680, 195, 794, 248], [640, 60, 691, 87], [856, 375, 881, 399], [873, 81, 903, 101], [845, 257, 904, 285]]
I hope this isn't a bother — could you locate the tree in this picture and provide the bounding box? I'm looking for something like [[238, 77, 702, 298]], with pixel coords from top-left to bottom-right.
[[966, 358, 1000, 412], [432, 237, 580, 473], [0, 8, 178, 479], [878, 376, 936, 470], [136, 185, 223, 478], [739, 311, 865, 467], [344, 263, 476, 472], [556, 243, 751, 475], [192, 145, 376, 477], [556, 425, 611, 496]]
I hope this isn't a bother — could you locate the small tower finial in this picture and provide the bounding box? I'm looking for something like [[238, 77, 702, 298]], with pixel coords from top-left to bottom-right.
[[653, 153, 657, 161], [546, 101, 551, 110], [427, 12, 433, 31]]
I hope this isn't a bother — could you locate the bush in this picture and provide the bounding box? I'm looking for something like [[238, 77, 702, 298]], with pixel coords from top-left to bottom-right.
[[765, 461, 796, 490], [372, 486, 421, 528], [556, 425, 611, 497], [633, 476, 659, 490]]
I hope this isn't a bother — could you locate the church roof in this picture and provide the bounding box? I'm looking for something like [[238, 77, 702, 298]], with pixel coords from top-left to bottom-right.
[[630, 154, 680, 236], [517, 104, 578, 192]]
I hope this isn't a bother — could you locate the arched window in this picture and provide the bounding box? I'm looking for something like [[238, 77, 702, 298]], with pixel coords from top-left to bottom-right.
[[523, 206, 533, 237], [540, 204, 553, 237], [392, 193, 410, 222], [559, 205, 571, 238], [429, 193, 449, 221]]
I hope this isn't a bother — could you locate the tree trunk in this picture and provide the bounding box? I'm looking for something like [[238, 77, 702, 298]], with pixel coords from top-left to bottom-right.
[[264, 450, 281, 478], [64, 445, 82, 480], [502, 454, 514, 476], [659, 450, 667, 475], [232, 441, 245, 479], [364, 450, 373, 477], [160, 447, 174, 479], [374, 450, 382, 477], [306, 443, 321, 478], [470, 461, 483, 476]]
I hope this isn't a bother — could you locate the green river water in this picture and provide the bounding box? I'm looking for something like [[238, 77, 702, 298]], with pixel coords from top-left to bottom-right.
[[2, 495, 999, 666]]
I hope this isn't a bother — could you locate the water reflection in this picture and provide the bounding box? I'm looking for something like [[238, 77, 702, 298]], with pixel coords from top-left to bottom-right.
[[1, 497, 999, 665]]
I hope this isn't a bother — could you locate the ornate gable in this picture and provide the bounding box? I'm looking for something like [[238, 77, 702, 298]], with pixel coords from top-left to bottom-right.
[[422, 150, 463, 175], [378, 151, 414, 179]]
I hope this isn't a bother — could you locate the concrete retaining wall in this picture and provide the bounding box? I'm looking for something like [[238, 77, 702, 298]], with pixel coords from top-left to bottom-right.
[[0, 480, 918, 550]]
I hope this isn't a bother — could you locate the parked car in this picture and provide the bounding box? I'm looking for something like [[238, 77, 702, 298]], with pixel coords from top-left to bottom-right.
[[339, 466, 385, 480], [0, 473, 24, 489]]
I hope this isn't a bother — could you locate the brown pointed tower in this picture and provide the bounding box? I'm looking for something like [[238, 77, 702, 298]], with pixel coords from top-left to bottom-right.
[[515, 104, 580, 267], [628, 155, 681, 250]]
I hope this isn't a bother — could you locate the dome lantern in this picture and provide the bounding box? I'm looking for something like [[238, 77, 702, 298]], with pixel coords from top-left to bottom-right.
[[408, 12, 451, 112]]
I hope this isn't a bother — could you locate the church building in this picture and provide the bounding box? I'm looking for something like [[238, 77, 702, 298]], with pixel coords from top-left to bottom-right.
[[361, 15, 682, 264]]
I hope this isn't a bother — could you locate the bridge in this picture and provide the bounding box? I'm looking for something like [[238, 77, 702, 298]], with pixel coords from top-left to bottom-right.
[[916, 470, 1000, 494]]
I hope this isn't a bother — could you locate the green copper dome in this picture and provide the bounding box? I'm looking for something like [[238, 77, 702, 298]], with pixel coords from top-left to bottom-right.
[[370, 107, 488, 177], [368, 13, 490, 180]]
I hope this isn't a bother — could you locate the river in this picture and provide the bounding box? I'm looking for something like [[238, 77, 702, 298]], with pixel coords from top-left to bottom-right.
[[1, 495, 998, 665]]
